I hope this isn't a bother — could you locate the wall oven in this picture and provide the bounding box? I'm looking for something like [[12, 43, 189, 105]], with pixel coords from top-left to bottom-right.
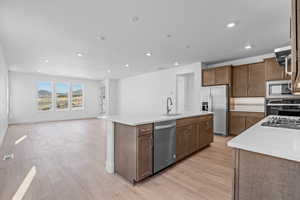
[[266, 80, 293, 99], [266, 98, 300, 116]]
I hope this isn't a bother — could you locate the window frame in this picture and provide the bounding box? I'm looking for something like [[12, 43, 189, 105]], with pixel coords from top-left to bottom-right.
[[71, 83, 85, 111], [36, 81, 54, 112]]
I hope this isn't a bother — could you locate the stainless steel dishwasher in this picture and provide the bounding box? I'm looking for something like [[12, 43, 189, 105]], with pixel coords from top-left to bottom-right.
[[153, 120, 176, 173]]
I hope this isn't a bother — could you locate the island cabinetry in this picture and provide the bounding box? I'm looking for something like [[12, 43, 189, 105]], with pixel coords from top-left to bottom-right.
[[114, 123, 153, 183], [176, 114, 213, 161], [233, 149, 300, 200]]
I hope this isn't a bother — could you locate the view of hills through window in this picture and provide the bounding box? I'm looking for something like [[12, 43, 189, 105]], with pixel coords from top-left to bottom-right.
[[37, 82, 84, 111], [55, 83, 69, 110], [37, 82, 52, 111], [72, 84, 83, 109]]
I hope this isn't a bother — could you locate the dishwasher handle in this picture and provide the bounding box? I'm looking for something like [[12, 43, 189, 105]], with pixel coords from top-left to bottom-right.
[[154, 123, 176, 130]]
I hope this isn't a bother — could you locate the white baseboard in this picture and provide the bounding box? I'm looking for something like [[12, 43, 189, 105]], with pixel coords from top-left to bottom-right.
[[106, 161, 114, 174]]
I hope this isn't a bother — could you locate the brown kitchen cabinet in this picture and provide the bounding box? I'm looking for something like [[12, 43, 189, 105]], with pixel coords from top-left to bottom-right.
[[114, 123, 153, 183], [176, 114, 214, 161], [265, 58, 290, 81], [232, 65, 248, 97], [247, 62, 266, 97], [230, 111, 265, 136], [202, 66, 231, 86], [232, 63, 266, 97]]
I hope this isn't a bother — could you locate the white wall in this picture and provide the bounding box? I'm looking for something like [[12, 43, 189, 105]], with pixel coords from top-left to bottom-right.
[[103, 78, 119, 115], [9, 72, 101, 124], [118, 62, 202, 115], [0, 45, 9, 145]]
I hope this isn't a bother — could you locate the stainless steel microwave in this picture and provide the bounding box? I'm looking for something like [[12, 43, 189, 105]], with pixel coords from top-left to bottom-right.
[[266, 80, 293, 98]]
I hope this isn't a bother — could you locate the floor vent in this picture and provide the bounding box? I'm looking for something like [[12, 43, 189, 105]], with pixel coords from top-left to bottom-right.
[[3, 153, 14, 161]]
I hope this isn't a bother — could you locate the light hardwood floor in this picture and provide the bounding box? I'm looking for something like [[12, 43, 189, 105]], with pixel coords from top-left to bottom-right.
[[0, 119, 233, 200]]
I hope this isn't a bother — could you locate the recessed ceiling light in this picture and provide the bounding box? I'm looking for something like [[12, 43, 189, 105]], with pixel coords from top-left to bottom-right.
[[107, 69, 111, 73], [244, 44, 252, 50], [44, 59, 49, 63], [76, 52, 83, 57], [131, 16, 140, 23], [166, 34, 172, 38], [96, 35, 106, 41], [226, 22, 236, 28], [174, 62, 179, 66], [146, 52, 152, 56], [125, 64, 129, 68], [185, 45, 191, 49]]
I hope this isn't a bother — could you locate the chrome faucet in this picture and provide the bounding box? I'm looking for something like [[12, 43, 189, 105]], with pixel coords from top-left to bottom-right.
[[166, 97, 173, 115]]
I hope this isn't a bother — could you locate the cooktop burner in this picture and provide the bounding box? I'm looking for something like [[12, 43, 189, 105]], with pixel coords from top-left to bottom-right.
[[261, 116, 300, 130]]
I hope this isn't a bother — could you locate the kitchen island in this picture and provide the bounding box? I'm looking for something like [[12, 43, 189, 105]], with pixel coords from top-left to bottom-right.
[[101, 111, 214, 183], [228, 116, 300, 200]]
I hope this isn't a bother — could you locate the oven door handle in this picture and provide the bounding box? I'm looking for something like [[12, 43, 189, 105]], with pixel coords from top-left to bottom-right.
[[267, 103, 300, 106]]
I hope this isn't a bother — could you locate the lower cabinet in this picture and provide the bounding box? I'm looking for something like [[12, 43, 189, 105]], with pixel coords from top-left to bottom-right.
[[114, 123, 153, 183], [230, 112, 265, 136], [176, 114, 214, 161], [114, 114, 214, 183]]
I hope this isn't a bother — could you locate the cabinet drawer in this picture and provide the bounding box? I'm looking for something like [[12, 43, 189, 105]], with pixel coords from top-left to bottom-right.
[[176, 115, 213, 127], [137, 124, 153, 136]]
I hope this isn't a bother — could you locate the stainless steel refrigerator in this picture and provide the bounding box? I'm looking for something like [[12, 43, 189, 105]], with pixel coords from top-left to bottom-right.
[[200, 85, 228, 136]]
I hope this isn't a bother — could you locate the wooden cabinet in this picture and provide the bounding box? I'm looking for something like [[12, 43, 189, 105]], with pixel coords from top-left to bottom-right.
[[232, 63, 266, 97], [176, 125, 192, 160], [202, 66, 231, 86], [230, 112, 265, 136], [202, 68, 215, 86], [198, 118, 213, 149], [114, 123, 153, 183], [137, 133, 153, 181], [291, 0, 300, 93], [176, 114, 213, 161], [232, 65, 248, 97], [265, 58, 290, 81], [247, 62, 266, 97], [233, 149, 300, 200]]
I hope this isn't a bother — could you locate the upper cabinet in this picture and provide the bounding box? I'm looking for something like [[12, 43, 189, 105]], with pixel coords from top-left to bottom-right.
[[232, 62, 266, 97], [202, 66, 231, 86], [248, 62, 266, 97], [291, 0, 300, 93], [232, 65, 248, 97], [265, 58, 290, 81]]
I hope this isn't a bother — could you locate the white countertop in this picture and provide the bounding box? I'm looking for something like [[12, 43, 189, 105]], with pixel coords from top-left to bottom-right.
[[99, 111, 213, 126], [228, 116, 300, 162]]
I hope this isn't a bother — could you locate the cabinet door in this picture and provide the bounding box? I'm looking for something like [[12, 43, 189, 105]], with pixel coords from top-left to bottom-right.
[[189, 125, 198, 154], [202, 68, 215, 86], [248, 62, 266, 97], [232, 65, 248, 97], [199, 118, 214, 149], [245, 113, 265, 129], [176, 125, 192, 161], [215, 66, 231, 85], [230, 112, 246, 136], [136, 133, 153, 181], [265, 58, 286, 81]]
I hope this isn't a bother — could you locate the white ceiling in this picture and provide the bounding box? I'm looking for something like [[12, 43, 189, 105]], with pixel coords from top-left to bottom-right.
[[0, 0, 290, 80]]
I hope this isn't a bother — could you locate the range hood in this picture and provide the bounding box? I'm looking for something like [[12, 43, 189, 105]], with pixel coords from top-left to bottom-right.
[[274, 46, 291, 67]]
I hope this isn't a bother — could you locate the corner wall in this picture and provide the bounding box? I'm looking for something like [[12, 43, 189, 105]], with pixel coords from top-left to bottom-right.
[[9, 71, 102, 124], [0, 45, 8, 146]]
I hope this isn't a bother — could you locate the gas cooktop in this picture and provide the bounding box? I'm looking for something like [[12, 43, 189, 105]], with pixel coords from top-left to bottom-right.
[[261, 116, 300, 130]]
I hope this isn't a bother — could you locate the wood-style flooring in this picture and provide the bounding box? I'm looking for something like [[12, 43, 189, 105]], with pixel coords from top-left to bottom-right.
[[0, 119, 233, 200]]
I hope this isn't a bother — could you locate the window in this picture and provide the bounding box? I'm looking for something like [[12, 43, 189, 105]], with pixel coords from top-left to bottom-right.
[[55, 83, 69, 110], [71, 84, 83, 109], [37, 82, 53, 111]]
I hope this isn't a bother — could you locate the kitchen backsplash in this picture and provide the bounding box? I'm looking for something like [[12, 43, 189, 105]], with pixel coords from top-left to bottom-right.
[[230, 97, 265, 113]]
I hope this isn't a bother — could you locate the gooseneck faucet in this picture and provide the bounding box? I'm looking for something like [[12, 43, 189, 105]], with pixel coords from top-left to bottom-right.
[[166, 97, 173, 115]]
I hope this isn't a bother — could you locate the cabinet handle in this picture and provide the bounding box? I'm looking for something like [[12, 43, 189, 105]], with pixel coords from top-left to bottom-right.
[[285, 54, 292, 76]]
